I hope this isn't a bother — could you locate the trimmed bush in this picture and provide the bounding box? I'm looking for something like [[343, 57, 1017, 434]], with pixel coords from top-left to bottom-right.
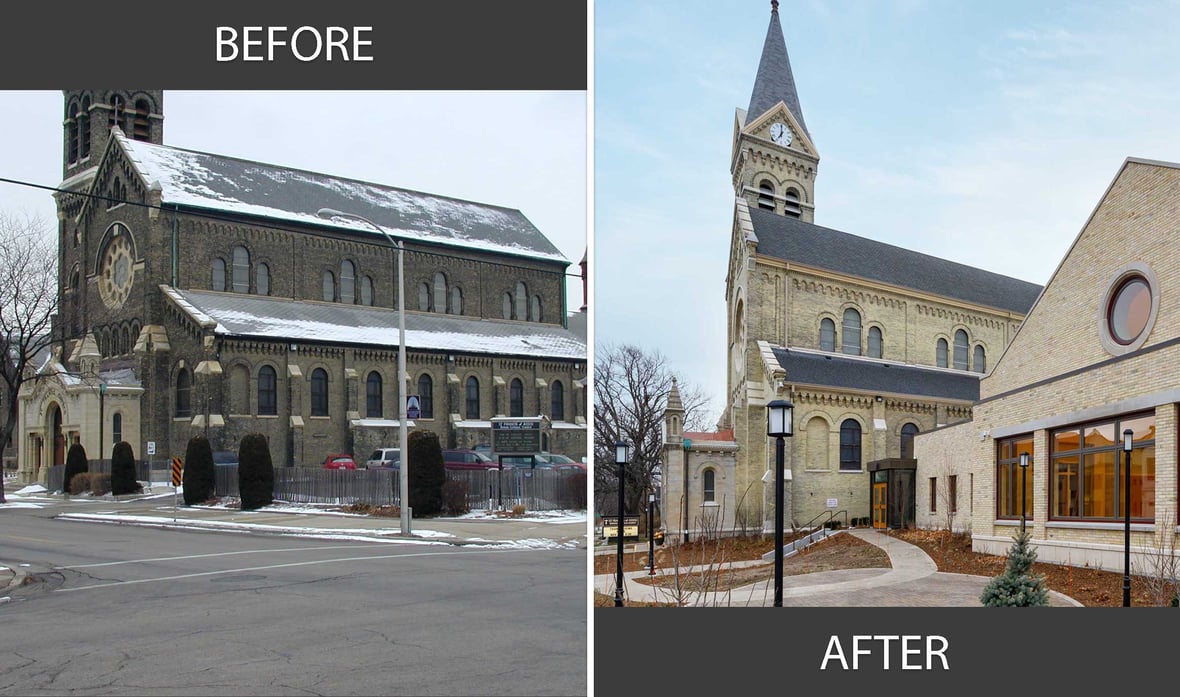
[[110, 441, 142, 495], [183, 435, 216, 505], [69, 472, 91, 495], [407, 430, 445, 517], [64, 443, 89, 493], [238, 433, 274, 511], [442, 479, 469, 516], [90, 473, 112, 496]]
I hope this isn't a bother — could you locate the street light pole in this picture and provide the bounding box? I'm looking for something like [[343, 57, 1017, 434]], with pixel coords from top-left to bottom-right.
[[766, 399, 794, 608], [648, 492, 655, 577], [99, 383, 107, 465], [1123, 428, 1133, 607], [317, 208, 410, 535], [614, 440, 629, 607], [1019, 452, 1029, 534]]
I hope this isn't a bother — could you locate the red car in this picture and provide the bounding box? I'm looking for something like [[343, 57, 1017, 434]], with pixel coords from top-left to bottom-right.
[[322, 454, 358, 470]]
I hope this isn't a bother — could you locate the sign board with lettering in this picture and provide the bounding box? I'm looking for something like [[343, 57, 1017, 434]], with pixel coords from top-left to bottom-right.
[[602, 516, 640, 540], [491, 419, 542, 454], [147, 441, 156, 455], [826, 498, 838, 508]]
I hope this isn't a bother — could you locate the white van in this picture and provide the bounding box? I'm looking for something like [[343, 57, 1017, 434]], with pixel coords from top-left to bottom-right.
[[365, 448, 400, 470]]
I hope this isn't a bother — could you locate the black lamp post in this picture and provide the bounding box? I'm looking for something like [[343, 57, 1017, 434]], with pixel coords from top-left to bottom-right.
[[766, 399, 794, 608], [648, 492, 656, 577], [614, 440, 629, 607], [1123, 428, 1133, 607], [1019, 452, 1030, 534], [98, 383, 107, 464]]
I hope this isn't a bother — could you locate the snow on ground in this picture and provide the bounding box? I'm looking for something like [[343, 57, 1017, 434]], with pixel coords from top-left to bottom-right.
[[54, 513, 449, 545], [457, 509, 588, 524]]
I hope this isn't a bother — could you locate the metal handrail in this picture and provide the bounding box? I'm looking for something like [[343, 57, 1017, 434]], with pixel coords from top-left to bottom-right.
[[803, 508, 849, 531]]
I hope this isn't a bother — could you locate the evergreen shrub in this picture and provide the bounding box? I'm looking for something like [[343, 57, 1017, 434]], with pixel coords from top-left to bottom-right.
[[238, 433, 274, 511], [110, 441, 142, 495], [981, 528, 1050, 607], [183, 435, 216, 505], [407, 430, 445, 517], [64, 443, 89, 493]]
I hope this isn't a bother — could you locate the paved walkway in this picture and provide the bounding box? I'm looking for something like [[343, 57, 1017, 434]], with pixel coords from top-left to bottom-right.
[[594, 529, 1082, 607]]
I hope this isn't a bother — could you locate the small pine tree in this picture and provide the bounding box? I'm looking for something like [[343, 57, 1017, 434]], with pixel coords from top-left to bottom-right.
[[110, 441, 142, 495], [981, 528, 1050, 606], [63, 443, 89, 493], [238, 433, 274, 511], [408, 430, 445, 517], [183, 435, 216, 505]]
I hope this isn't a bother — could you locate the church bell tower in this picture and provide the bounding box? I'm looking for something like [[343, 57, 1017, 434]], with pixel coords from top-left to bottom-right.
[[62, 90, 163, 181]]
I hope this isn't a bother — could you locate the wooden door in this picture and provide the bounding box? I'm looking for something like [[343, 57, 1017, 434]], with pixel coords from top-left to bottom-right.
[[872, 482, 888, 529]]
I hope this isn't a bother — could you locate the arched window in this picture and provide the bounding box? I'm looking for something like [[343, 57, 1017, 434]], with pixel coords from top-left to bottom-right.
[[936, 338, 949, 368], [212, 258, 226, 291], [758, 180, 775, 211], [502, 293, 512, 319], [901, 422, 919, 459], [867, 326, 883, 358], [310, 368, 329, 417], [418, 281, 431, 311], [366, 371, 382, 418], [79, 96, 91, 158], [432, 272, 447, 313], [953, 329, 969, 370], [322, 270, 335, 302], [551, 380, 564, 421], [449, 287, 463, 315], [465, 376, 480, 419], [839, 419, 861, 471], [112, 412, 123, 445], [175, 368, 191, 418], [360, 276, 373, 306], [530, 295, 542, 322], [109, 94, 126, 131], [514, 282, 528, 320], [973, 345, 986, 373], [784, 188, 802, 217], [417, 374, 434, 419], [340, 261, 356, 304], [703, 469, 716, 502], [256, 263, 270, 296], [132, 98, 151, 140], [820, 318, 836, 351], [231, 246, 250, 292], [510, 378, 524, 417], [258, 365, 277, 416], [67, 102, 79, 162], [842, 308, 861, 355]]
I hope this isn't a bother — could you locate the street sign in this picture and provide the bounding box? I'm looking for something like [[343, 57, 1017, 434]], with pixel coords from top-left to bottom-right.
[[171, 457, 183, 486], [406, 395, 421, 420], [147, 441, 156, 455], [603, 516, 640, 540], [491, 420, 542, 454]]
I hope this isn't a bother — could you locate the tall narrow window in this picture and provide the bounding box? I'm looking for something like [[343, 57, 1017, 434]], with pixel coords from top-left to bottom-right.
[[256, 263, 270, 296], [758, 180, 775, 211], [953, 329, 969, 370], [949, 475, 958, 513], [842, 308, 861, 355], [551, 380, 565, 421], [340, 261, 356, 304], [360, 276, 373, 306], [936, 338, 949, 368], [465, 377, 480, 419], [867, 326, 883, 358], [418, 282, 431, 311], [929, 478, 938, 512], [901, 422, 919, 459], [432, 272, 447, 313], [79, 96, 91, 158], [230, 246, 249, 292], [515, 282, 528, 320], [175, 368, 191, 418], [996, 435, 1034, 520], [366, 371, 382, 418], [417, 374, 434, 419], [820, 318, 836, 351], [510, 378, 524, 417], [502, 293, 512, 319], [322, 271, 335, 302], [449, 287, 463, 315], [132, 98, 151, 140], [112, 413, 122, 445], [973, 345, 986, 373], [530, 295, 542, 322], [703, 469, 716, 502], [67, 102, 79, 162], [784, 188, 801, 217], [212, 258, 226, 291], [258, 365, 277, 415], [839, 419, 861, 471], [310, 368, 329, 417]]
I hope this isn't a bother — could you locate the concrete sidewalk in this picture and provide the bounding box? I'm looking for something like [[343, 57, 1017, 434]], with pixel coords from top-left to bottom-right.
[[595, 529, 1082, 607]]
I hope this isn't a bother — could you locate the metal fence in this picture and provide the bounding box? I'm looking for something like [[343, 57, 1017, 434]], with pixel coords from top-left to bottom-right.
[[215, 465, 398, 507], [446, 467, 586, 512]]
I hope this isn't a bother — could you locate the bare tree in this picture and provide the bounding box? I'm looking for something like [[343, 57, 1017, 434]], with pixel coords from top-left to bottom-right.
[[0, 212, 58, 503], [593, 343, 713, 517]]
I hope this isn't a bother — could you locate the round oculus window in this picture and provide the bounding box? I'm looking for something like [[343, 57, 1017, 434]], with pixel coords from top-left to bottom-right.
[[98, 234, 134, 309], [1107, 275, 1151, 345]]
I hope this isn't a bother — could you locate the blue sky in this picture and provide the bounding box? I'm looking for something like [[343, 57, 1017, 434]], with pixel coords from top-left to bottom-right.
[[594, 0, 1180, 421]]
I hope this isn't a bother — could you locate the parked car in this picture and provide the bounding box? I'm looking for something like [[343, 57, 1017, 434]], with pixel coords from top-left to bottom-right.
[[442, 449, 501, 470], [497, 452, 579, 469], [212, 450, 238, 467], [322, 454, 358, 470], [364, 448, 400, 470]]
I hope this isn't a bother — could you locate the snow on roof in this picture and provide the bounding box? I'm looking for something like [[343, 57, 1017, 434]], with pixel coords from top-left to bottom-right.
[[115, 131, 568, 264], [165, 287, 587, 361]]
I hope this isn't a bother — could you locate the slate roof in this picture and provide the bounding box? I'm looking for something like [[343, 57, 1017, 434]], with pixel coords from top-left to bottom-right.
[[115, 131, 566, 264], [771, 347, 981, 402], [746, 4, 809, 139], [165, 288, 586, 361], [749, 208, 1043, 314]]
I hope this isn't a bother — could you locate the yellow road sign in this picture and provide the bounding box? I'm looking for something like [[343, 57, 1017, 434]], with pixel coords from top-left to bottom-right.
[[171, 457, 183, 486]]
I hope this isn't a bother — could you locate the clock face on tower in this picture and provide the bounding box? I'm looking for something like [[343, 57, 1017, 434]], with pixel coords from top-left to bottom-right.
[[769, 122, 791, 146], [98, 228, 134, 309]]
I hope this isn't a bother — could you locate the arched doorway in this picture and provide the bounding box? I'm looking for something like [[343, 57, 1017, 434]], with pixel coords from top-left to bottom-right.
[[51, 405, 65, 467]]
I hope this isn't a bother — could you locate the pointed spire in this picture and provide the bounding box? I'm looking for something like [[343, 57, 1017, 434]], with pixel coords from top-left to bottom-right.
[[666, 377, 684, 413], [746, 1, 809, 139]]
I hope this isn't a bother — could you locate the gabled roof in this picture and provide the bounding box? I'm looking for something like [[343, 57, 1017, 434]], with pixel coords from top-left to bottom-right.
[[772, 347, 980, 402], [749, 208, 1042, 314], [746, 2, 809, 140], [114, 131, 567, 264], [164, 287, 586, 361]]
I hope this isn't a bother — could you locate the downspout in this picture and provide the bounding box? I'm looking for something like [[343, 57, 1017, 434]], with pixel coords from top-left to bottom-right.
[[561, 265, 568, 329], [682, 438, 690, 543], [171, 204, 178, 287]]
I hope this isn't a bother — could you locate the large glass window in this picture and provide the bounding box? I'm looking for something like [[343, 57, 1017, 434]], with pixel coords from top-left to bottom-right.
[[842, 309, 861, 355], [510, 378, 524, 417], [417, 374, 433, 419], [839, 419, 861, 471], [953, 330, 969, 370], [996, 435, 1033, 520], [819, 318, 835, 351], [465, 377, 480, 419], [366, 371, 382, 418], [258, 365, 277, 416], [310, 368, 329, 417], [1050, 413, 1155, 521]]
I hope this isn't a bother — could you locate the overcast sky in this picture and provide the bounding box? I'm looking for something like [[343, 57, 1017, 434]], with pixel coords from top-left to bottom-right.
[[0, 90, 588, 311], [595, 0, 1180, 422]]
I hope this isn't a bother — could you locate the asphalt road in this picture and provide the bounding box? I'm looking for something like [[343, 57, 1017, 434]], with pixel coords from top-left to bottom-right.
[[0, 504, 586, 696]]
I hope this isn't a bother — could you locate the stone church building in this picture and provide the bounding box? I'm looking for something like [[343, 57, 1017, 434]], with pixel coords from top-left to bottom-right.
[[17, 90, 586, 484], [662, 3, 1042, 539]]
